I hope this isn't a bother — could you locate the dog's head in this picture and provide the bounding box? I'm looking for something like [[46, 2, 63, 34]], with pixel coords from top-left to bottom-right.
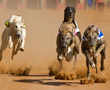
[[64, 6, 76, 22]]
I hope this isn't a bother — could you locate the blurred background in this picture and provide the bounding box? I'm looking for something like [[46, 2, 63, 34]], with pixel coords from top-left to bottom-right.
[[0, 0, 109, 10], [0, 0, 110, 74]]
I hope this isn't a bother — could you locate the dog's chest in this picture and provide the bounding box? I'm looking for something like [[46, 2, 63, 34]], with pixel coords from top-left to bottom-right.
[[60, 23, 75, 33]]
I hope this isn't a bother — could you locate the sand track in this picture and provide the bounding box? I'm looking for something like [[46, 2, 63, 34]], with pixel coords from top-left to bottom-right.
[[0, 8, 110, 90]]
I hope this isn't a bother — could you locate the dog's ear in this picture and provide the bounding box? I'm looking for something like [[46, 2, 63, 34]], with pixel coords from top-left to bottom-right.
[[71, 6, 76, 13], [87, 24, 95, 31], [64, 6, 76, 13], [87, 26, 91, 31]]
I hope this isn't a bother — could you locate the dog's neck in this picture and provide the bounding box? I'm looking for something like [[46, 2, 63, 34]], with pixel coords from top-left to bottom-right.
[[63, 18, 73, 24]]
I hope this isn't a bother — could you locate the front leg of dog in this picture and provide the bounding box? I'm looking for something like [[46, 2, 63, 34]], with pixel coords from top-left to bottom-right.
[[74, 54, 77, 62], [15, 41, 21, 55], [86, 56, 91, 79], [87, 53, 95, 68], [19, 39, 25, 51], [59, 59, 63, 71], [11, 44, 16, 60], [95, 44, 105, 57], [72, 52, 77, 68], [9, 36, 13, 49], [19, 28, 26, 51], [57, 53, 63, 71]]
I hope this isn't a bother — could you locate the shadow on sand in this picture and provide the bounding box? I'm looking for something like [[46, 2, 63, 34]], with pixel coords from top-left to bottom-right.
[[14, 74, 80, 86]]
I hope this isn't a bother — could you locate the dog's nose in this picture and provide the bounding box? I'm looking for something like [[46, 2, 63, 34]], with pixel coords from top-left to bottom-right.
[[16, 34, 20, 38], [62, 44, 67, 49], [68, 12, 72, 17]]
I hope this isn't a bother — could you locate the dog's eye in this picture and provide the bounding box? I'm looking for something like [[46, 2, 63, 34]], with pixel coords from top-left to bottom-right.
[[21, 26, 23, 28], [94, 36, 97, 40], [67, 37, 70, 40], [16, 26, 17, 28]]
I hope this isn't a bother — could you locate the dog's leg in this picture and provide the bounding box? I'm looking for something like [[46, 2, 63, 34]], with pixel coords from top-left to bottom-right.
[[73, 53, 77, 68], [14, 40, 21, 55], [11, 41, 17, 60], [0, 40, 8, 61], [94, 56, 98, 73], [8, 36, 13, 48], [100, 51, 105, 71], [86, 55, 90, 79], [0, 29, 9, 61], [95, 44, 105, 57], [11, 46, 15, 60], [19, 28, 26, 51], [87, 52, 95, 68], [0, 49, 3, 62]]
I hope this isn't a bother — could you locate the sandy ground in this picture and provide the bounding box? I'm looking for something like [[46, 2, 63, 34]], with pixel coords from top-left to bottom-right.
[[0, 8, 110, 90]]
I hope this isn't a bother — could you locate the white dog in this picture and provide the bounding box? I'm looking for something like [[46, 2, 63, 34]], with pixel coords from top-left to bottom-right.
[[0, 15, 26, 61]]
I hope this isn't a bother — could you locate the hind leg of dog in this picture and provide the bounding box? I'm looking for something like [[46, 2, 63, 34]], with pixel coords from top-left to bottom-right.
[[0, 37, 9, 61], [100, 48, 105, 71], [0, 43, 5, 61], [0, 42, 8, 61], [0, 49, 3, 62], [100, 54, 105, 71]]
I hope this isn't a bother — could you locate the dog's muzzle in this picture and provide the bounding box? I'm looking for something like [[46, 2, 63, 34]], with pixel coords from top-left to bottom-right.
[[16, 31, 21, 38], [16, 34, 20, 38]]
